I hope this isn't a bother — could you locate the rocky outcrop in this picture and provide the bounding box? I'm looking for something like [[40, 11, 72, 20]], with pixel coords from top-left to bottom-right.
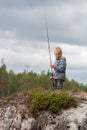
[[0, 105, 36, 130], [0, 102, 87, 130], [0, 92, 87, 130]]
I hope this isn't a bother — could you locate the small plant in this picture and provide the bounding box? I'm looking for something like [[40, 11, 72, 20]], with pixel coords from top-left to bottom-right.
[[3, 95, 12, 100], [27, 88, 77, 115]]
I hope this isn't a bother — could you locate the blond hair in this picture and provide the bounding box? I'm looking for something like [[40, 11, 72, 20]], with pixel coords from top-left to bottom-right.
[[54, 47, 62, 54]]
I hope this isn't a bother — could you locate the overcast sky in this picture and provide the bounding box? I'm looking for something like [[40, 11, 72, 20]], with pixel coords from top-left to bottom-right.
[[0, 0, 87, 84]]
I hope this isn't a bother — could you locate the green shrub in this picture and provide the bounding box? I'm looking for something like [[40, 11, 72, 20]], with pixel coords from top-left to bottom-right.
[[27, 88, 77, 115]]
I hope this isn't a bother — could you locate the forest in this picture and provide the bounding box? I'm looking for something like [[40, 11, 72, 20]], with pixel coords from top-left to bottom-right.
[[0, 64, 87, 98]]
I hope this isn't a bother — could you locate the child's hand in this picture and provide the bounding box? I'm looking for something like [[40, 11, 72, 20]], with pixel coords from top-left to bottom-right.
[[50, 64, 55, 68]]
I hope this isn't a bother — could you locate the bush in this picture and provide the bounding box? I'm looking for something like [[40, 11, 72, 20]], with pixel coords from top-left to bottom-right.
[[27, 88, 77, 115]]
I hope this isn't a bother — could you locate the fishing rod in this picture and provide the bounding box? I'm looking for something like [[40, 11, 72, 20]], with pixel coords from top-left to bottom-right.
[[44, 12, 53, 74]]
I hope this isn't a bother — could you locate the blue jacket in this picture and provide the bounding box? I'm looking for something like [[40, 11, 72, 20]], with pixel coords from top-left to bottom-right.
[[53, 56, 66, 80]]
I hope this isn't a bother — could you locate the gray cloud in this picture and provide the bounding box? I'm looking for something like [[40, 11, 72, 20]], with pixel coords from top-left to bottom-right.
[[0, 0, 87, 46], [0, 0, 86, 9], [0, 0, 87, 83]]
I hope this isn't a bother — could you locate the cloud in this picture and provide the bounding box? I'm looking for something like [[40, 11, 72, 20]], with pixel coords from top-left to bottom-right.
[[0, 0, 87, 46], [0, 0, 87, 84]]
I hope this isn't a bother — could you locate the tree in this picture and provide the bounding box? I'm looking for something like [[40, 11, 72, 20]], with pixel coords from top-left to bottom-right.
[[0, 64, 8, 97]]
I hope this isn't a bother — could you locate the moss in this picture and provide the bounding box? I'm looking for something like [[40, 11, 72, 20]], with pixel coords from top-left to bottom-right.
[[3, 95, 12, 101], [27, 88, 77, 115]]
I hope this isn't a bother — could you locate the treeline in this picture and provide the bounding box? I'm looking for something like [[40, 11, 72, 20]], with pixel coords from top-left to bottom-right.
[[0, 64, 87, 98]]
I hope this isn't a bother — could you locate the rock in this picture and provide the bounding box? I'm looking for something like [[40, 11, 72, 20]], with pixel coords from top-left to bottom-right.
[[67, 122, 78, 130], [0, 120, 4, 130], [21, 118, 36, 130], [5, 106, 16, 119], [46, 124, 55, 130], [3, 119, 13, 130], [11, 113, 22, 129], [63, 103, 87, 130], [17, 104, 29, 118], [1, 94, 87, 130], [36, 111, 68, 130]]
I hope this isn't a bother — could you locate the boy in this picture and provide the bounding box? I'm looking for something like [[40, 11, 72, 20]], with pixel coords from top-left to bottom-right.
[[50, 47, 66, 90]]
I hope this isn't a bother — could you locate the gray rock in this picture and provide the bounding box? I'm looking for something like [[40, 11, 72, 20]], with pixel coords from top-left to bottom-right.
[[11, 113, 22, 129], [3, 119, 12, 130], [46, 124, 55, 130], [0, 120, 4, 129], [5, 107, 13, 119], [17, 104, 29, 118], [0, 102, 87, 130], [5, 106, 17, 119], [21, 118, 36, 130]]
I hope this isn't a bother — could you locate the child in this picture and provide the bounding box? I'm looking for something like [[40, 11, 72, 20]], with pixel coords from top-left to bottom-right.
[[50, 47, 66, 90]]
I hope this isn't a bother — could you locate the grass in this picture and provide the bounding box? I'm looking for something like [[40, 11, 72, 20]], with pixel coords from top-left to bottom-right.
[[27, 87, 77, 115]]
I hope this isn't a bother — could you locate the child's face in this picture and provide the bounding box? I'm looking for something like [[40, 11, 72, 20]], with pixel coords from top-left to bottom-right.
[[54, 49, 62, 58]]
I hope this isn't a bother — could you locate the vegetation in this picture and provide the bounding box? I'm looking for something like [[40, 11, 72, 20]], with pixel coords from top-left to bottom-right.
[[0, 64, 87, 98], [27, 88, 77, 115], [0, 63, 86, 116]]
